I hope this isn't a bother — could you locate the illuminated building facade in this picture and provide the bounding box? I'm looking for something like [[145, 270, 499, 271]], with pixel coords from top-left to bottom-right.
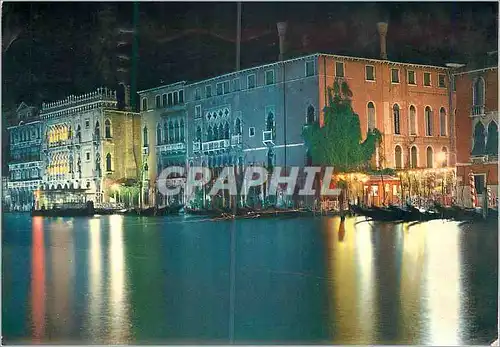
[[6, 102, 44, 211], [37, 88, 141, 208], [454, 64, 498, 208], [139, 50, 454, 207]]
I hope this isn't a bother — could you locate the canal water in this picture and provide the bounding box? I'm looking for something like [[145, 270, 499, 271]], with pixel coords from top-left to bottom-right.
[[2, 213, 498, 345]]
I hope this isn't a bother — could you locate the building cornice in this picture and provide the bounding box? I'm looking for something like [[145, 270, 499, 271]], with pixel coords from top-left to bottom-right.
[[453, 66, 498, 76]]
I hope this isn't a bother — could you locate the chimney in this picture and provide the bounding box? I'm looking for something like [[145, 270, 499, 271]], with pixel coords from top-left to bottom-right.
[[277, 22, 287, 61], [376, 22, 388, 60]]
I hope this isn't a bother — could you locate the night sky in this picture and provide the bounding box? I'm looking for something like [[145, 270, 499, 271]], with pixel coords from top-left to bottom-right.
[[2, 1, 498, 114]]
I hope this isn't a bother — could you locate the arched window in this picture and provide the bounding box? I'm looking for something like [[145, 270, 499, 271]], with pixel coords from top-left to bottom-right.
[[213, 125, 219, 141], [267, 110, 275, 131], [367, 102, 376, 130], [394, 145, 403, 169], [168, 122, 174, 143], [410, 146, 418, 169], [143, 126, 148, 147], [426, 146, 434, 168], [441, 147, 448, 167], [95, 121, 100, 138], [156, 124, 162, 145], [235, 118, 241, 135], [473, 77, 485, 106], [180, 119, 185, 141], [196, 126, 202, 142], [486, 121, 498, 155], [218, 124, 224, 140], [105, 119, 112, 138], [425, 106, 433, 136], [224, 122, 229, 139], [409, 105, 416, 135], [439, 107, 447, 136], [207, 126, 213, 141], [393, 104, 400, 135], [306, 105, 315, 124], [174, 121, 180, 142], [106, 153, 112, 172], [472, 122, 486, 155]]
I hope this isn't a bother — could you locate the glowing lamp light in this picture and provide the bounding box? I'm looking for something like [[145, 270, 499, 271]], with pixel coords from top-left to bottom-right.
[[437, 152, 446, 163]]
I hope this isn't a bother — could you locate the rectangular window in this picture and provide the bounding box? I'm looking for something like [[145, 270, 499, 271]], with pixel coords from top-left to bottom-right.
[[233, 78, 240, 92], [223, 81, 230, 94], [438, 74, 446, 88], [173, 91, 179, 105], [391, 69, 400, 83], [85, 119, 90, 128], [85, 151, 91, 161], [162, 94, 167, 107], [179, 90, 184, 103], [265, 70, 275, 85], [247, 74, 256, 89], [167, 93, 173, 106], [407, 70, 416, 85], [155, 95, 161, 108], [365, 65, 375, 81], [195, 88, 201, 100], [205, 85, 212, 98], [216, 82, 223, 95], [141, 98, 148, 111], [195, 105, 201, 118], [424, 72, 431, 86], [335, 62, 345, 78], [474, 175, 485, 195], [249, 127, 255, 137], [305, 61, 314, 77]]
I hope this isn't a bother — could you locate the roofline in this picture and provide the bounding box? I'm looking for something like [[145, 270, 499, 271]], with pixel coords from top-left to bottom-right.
[[453, 66, 498, 76], [7, 119, 42, 129], [138, 52, 450, 94], [138, 80, 188, 94]]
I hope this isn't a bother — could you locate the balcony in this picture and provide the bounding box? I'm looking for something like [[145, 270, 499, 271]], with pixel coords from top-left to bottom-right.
[[157, 142, 186, 153], [471, 105, 485, 117], [262, 130, 275, 146], [231, 134, 242, 146], [193, 141, 201, 153], [202, 139, 230, 153]]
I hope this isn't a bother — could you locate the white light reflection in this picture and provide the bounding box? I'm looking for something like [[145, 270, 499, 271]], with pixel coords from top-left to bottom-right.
[[88, 217, 103, 338], [424, 220, 462, 345], [354, 218, 376, 342], [108, 215, 130, 343]]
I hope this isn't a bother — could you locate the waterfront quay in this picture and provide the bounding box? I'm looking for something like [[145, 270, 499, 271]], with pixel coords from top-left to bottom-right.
[[2, 213, 497, 345]]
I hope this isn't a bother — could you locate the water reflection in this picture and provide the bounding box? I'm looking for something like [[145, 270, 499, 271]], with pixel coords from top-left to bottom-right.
[[30, 217, 46, 342], [87, 217, 103, 340], [107, 215, 131, 343], [2, 215, 498, 345]]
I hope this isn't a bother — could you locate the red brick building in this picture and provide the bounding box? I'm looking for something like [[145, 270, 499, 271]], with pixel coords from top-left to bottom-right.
[[454, 65, 498, 208], [317, 23, 455, 171]]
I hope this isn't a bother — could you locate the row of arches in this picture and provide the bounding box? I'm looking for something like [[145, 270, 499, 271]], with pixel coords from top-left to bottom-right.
[[472, 120, 498, 155], [10, 125, 41, 143], [394, 145, 448, 169], [155, 119, 185, 145], [391, 104, 447, 136]]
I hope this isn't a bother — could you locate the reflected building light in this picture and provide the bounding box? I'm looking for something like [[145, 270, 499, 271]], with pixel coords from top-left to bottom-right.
[[108, 215, 130, 343], [88, 217, 103, 338], [355, 220, 376, 342], [48, 218, 74, 334], [425, 220, 462, 345], [31, 217, 46, 342]]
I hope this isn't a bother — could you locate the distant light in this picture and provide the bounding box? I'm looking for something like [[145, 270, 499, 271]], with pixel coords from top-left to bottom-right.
[[445, 63, 465, 68]]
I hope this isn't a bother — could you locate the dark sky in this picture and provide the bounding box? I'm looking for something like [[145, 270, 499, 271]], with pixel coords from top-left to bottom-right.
[[2, 2, 498, 112]]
